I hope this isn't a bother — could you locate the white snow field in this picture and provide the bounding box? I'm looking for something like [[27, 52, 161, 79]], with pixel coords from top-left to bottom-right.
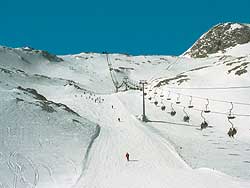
[[1, 25, 250, 187]]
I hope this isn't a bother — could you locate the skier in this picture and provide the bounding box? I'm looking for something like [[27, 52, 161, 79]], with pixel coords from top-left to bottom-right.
[[125, 152, 130, 161], [118, 118, 121, 122], [112, 105, 114, 109]]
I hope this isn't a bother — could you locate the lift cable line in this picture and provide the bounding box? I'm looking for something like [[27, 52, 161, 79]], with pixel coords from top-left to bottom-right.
[[106, 53, 119, 92], [163, 90, 250, 106], [105, 53, 141, 92], [152, 97, 250, 117], [165, 85, 250, 90]]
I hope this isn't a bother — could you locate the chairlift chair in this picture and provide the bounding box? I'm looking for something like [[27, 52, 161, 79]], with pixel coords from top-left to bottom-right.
[[154, 101, 158, 106], [188, 96, 194, 108], [161, 106, 166, 111], [183, 116, 190, 122], [200, 111, 208, 130], [176, 93, 181, 104], [171, 111, 176, 116], [227, 115, 237, 138], [204, 99, 211, 113], [170, 103, 176, 116], [201, 121, 208, 130], [183, 107, 190, 122], [228, 102, 236, 120], [228, 115, 236, 120], [167, 91, 171, 100]]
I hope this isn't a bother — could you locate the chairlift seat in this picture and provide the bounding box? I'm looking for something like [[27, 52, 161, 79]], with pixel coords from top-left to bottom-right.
[[232, 128, 237, 136], [176, 101, 181, 104], [154, 101, 158, 105], [228, 115, 235, 120], [160, 95, 164, 97], [161, 106, 166, 111], [170, 111, 176, 116], [183, 116, 190, 122], [204, 110, 211, 113], [201, 121, 208, 130], [188, 105, 194, 108]]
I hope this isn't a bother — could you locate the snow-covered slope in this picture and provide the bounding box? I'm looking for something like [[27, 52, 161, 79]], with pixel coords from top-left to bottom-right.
[[1, 22, 250, 188]]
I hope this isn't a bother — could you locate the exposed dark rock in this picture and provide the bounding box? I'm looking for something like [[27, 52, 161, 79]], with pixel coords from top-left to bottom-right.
[[15, 98, 24, 103], [0, 67, 13, 74], [154, 75, 188, 87], [235, 69, 247, 76], [17, 86, 80, 116], [40, 50, 64, 62], [38, 101, 56, 113], [20, 47, 64, 62], [17, 86, 47, 101], [185, 23, 250, 58]]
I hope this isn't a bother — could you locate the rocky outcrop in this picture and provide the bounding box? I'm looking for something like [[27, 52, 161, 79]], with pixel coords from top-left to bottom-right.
[[184, 23, 250, 58]]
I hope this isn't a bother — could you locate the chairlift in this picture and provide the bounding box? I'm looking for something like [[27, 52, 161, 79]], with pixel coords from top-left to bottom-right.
[[167, 91, 171, 100], [200, 111, 208, 130], [227, 102, 236, 120], [170, 103, 176, 116], [144, 93, 147, 96], [204, 99, 211, 113], [171, 111, 176, 116], [227, 115, 237, 138], [183, 107, 190, 122], [154, 101, 158, 106], [188, 96, 194, 108], [176, 93, 181, 104], [201, 121, 208, 130], [148, 97, 152, 100], [161, 106, 166, 111], [183, 116, 190, 122], [160, 94, 164, 97]]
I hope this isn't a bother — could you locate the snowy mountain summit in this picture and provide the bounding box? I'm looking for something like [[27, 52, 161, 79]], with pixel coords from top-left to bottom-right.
[[184, 22, 250, 58]]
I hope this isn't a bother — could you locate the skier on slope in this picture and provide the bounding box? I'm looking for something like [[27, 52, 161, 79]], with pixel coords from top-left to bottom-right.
[[126, 152, 130, 161]]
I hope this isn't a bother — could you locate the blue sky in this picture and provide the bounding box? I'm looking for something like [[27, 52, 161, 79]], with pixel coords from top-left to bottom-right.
[[0, 0, 249, 55]]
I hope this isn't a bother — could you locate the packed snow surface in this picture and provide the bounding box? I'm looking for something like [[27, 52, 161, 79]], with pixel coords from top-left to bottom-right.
[[0, 43, 250, 188]]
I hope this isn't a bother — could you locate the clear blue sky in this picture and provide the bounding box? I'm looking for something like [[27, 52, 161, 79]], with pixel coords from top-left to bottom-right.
[[0, 0, 249, 55]]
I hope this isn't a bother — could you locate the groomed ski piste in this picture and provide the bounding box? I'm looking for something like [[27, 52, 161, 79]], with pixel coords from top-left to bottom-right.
[[1, 23, 250, 188]]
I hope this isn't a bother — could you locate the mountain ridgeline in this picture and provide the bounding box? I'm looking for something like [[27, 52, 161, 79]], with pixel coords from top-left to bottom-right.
[[184, 22, 250, 58]]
